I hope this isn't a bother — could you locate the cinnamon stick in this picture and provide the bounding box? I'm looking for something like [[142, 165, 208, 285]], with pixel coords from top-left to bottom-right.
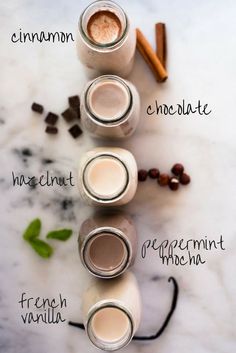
[[155, 23, 167, 68], [136, 28, 168, 82]]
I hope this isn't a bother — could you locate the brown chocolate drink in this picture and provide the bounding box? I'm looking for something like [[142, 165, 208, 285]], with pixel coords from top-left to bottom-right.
[[78, 212, 137, 278]]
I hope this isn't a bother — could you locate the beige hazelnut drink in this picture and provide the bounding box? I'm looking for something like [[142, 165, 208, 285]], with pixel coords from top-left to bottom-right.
[[78, 147, 137, 206], [81, 75, 140, 138], [82, 272, 141, 350], [79, 212, 137, 278], [77, 1, 136, 77]]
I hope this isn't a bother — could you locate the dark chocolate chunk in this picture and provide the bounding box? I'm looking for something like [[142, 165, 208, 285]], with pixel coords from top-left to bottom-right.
[[62, 108, 77, 123], [22, 148, 32, 157], [77, 109, 81, 120], [69, 95, 80, 110], [75, 107, 81, 120], [69, 95, 81, 119], [45, 112, 58, 125], [68, 124, 82, 139], [31, 102, 44, 114], [45, 126, 58, 134]]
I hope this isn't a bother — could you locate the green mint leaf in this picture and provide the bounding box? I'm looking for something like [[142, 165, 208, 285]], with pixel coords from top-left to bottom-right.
[[23, 218, 41, 241], [29, 239, 53, 258], [46, 229, 72, 241]]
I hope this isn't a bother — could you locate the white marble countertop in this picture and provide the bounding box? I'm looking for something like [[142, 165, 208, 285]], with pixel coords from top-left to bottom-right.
[[1, 0, 236, 352]]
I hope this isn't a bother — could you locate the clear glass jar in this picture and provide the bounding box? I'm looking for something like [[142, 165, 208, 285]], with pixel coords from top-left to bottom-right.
[[77, 1, 136, 77], [79, 212, 137, 278], [80, 75, 140, 139], [82, 272, 141, 351], [78, 147, 137, 206]]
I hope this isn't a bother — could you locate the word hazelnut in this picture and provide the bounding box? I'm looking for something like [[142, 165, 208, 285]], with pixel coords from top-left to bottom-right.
[[169, 177, 179, 191], [148, 168, 160, 179], [171, 163, 184, 176], [158, 174, 170, 187], [138, 169, 148, 182]]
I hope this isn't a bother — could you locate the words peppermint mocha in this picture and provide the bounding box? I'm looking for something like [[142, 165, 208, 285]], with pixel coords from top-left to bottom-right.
[[141, 235, 225, 266]]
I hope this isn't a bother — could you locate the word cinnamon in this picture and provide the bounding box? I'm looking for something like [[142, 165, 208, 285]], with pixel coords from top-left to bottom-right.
[[136, 28, 167, 82], [155, 23, 166, 68]]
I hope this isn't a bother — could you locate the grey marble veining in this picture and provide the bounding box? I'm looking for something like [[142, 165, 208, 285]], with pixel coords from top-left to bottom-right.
[[0, 0, 236, 352]]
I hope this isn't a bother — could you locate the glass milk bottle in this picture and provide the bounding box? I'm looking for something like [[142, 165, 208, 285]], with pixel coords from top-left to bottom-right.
[[77, 0, 136, 77], [82, 272, 141, 351], [79, 212, 137, 278], [80, 75, 140, 139], [78, 147, 137, 206]]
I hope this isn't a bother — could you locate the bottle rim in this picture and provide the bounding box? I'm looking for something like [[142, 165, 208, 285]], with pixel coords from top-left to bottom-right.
[[86, 302, 134, 351], [84, 75, 133, 125], [82, 153, 130, 203], [79, 0, 129, 50], [80, 227, 131, 278]]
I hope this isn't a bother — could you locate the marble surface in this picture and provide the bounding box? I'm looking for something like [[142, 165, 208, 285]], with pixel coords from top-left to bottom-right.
[[0, 0, 236, 352]]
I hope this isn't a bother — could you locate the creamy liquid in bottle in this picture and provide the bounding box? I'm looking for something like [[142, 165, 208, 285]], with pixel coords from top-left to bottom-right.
[[84, 156, 128, 199], [79, 212, 138, 278], [88, 233, 126, 271], [88, 79, 129, 121], [91, 307, 129, 342], [78, 147, 138, 206]]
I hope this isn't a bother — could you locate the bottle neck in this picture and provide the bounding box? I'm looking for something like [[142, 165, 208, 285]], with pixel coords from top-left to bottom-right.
[[79, 0, 129, 50], [82, 228, 131, 278], [82, 153, 129, 203], [85, 75, 133, 125], [87, 303, 134, 351]]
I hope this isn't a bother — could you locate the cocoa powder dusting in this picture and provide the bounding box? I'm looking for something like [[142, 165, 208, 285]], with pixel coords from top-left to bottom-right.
[[87, 10, 122, 45]]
